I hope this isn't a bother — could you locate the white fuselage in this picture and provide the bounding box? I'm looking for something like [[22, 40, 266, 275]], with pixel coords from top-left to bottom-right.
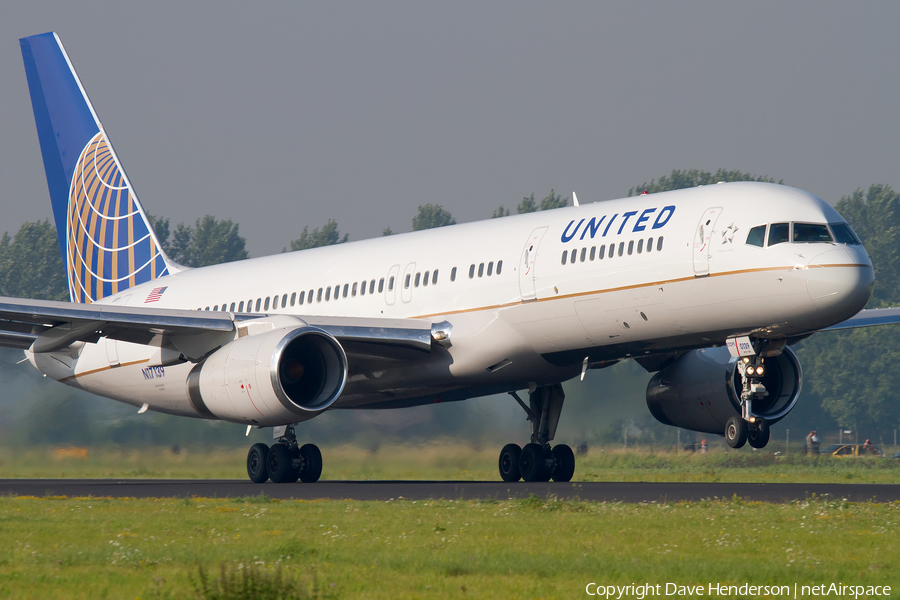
[[30, 182, 874, 425]]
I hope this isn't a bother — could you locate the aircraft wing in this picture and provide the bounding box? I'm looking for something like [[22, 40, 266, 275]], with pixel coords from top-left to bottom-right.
[[821, 306, 900, 332], [0, 296, 437, 359]]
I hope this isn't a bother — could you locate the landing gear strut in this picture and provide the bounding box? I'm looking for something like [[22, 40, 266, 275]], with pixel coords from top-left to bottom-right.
[[245, 424, 322, 483], [498, 384, 575, 482], [726, 352, 771, 449]]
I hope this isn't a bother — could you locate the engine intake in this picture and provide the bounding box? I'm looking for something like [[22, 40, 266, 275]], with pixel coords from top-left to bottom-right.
[[188, 326, 348, 426], [646, 346, 802, 435]]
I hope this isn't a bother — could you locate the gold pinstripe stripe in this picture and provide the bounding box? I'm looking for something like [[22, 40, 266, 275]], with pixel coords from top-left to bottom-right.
[[410, 263, 872, 319], [60, 358, 151, 382]]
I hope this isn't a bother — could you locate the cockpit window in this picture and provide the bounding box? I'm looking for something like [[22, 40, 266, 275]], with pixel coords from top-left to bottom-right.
[[768, 222, 789, 246], [746, 225, 766, 247], [830, 223, 861, 245], [793, 223, 833, 243]]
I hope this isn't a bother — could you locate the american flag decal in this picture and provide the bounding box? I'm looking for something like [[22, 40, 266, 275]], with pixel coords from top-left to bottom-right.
[[144, 286, 168, 303]]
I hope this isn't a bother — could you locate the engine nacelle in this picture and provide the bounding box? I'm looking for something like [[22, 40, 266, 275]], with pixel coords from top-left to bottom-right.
[[187, 326, 348, 426], [646, 346, 802, 435]]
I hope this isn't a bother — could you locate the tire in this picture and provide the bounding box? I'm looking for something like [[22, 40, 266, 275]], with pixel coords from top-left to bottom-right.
[[498, 444, 522, 482], [298, 443, 323, 483], [267, 443, 294, 483], [725, 416, 748, 449], [519, 443, 549, 482], [748, 419, 770, 449], [551, 444, 575, 482], [247, 443, 270, 483]]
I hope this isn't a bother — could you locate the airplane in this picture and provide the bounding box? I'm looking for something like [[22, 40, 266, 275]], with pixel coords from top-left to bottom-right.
[[2, 32, 895, 484]]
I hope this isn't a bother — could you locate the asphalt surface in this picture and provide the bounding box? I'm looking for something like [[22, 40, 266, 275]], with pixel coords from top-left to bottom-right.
[[1, 479, 899, 503]]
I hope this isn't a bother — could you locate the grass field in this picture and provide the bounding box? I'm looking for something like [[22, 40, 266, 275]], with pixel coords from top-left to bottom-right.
[[2, 445, 898, 598], [1, 494, 898, 599], [1, 443, 899, 483]]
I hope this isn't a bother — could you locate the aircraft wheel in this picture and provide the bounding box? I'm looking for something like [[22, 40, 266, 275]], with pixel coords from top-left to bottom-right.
[[247, 443, 269, 483], [748, 419, 770, 449], [498, 444, 522, 482], [551, 444, 575, 482], [267, 443, 294, 483], [298, 443, 323, 483], [725, 416, 748, 449], [519, 443, 550, 482]]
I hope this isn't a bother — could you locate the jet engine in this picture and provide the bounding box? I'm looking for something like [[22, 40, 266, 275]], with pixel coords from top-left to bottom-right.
[[646, 346, 802, 435], [187, 326, 348, 426]]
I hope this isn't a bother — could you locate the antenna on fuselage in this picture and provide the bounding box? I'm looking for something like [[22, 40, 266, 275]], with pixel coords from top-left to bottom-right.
[[573, 191, 580, 207]]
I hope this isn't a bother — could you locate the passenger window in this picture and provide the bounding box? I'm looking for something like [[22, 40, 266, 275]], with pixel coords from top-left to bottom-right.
[[405, 274, 411, 289], [264, 297, 270, 311], [600, 245, 606, 259], [433, 270, 439, 284], [308, 289, 314, 303], [360, 281, 366, 296], [343, 283, 349, 298], [590, 247, 596, 261], [628, 241, 634, 255], [299, 291, 305, 305], [246, 300, 252, 312], [830, 223, 861, 245], [381, 278, 387, 293], [469, 264, 475, 279], [487, 262, 493, 276], [657, 237, 664, 251], [478, 263, 485, 277], [371, 279, 377, 294], [317, 288, 323, 302], [213, 305, 218, 311], [280, 294, 286, 308], [290, 292, 296, 307], [239, 300, 245, 312], [618, 242, 625, 257], [451, 267, 457, 281], [325, 287, 331, 301], [637, 239, 643, 253], [561, 250, 568, 265], [793, 223, 833, 243], [423, 271, 430, 286], [496, 262, 502, 275], [746, 225, 766, 247], [414, 273, 421, 287], [230, 302, 236, 312], [768, 223, 789, 246], [255, 298, 262, 311], [352, 282, 358, 296], [580, 248, 586, 262], [570, 251, 576, 264], [647, 237, 653, 252]]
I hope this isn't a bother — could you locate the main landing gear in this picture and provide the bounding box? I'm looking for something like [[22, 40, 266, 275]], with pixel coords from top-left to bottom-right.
[[725, 354, 771, 449], [498, 384, 575, 482], [246, 424, 322, 483]]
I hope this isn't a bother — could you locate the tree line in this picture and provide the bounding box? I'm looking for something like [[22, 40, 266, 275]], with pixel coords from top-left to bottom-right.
[[2, 173, 899, 443]]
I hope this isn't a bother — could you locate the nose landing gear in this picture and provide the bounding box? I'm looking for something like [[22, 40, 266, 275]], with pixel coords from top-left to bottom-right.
[[498, 384, 575, 482], [726, 352, 771, 449]]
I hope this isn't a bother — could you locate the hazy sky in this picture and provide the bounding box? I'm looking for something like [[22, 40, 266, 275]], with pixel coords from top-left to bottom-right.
[[1, 2, 898, 258]]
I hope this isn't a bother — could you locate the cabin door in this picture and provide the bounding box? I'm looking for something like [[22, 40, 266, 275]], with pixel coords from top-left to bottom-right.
[[692, 207, 722, 276], [518, 227, 548, 301]]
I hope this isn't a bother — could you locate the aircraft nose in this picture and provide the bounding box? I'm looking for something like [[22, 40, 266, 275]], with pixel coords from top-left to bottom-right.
[[807, 248, 874, 314]]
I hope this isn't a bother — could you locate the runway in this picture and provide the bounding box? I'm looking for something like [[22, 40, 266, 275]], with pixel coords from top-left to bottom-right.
[[2, 479, 899, 503]]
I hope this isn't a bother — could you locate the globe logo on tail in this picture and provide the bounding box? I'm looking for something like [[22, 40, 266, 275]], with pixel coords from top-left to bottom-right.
[[67, 132, 168, 303]]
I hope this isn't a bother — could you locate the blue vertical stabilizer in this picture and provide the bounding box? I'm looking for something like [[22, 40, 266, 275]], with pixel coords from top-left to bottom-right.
[[20, 32, 172, 303]]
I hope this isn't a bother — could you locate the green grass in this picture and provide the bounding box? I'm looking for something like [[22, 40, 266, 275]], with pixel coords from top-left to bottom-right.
[[1, 443, 899, 483], [0, 495, 897, 599]]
